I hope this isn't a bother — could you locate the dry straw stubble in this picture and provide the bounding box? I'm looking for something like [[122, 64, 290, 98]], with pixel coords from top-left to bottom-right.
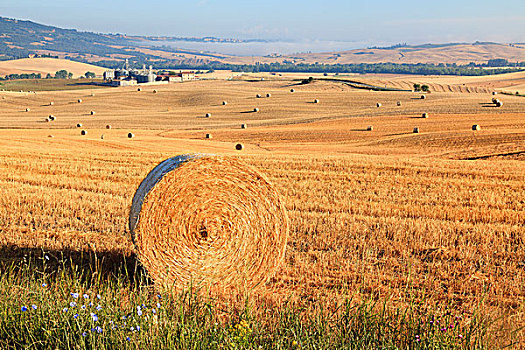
[[129, 155, 289, 292]]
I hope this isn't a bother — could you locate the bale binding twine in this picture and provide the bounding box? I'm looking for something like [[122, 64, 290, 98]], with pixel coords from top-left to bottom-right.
[[129, 155, 289, 291]]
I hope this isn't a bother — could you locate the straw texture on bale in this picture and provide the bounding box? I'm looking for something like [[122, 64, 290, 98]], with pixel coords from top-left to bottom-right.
[[129, 155, 289, 291]]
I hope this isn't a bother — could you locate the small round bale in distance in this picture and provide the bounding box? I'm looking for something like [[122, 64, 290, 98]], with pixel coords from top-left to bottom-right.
[[205, 113, 211, 118], [367, 125, 373, 131], [495, 100, 503, 107], [106, 124, 112, 129], [48, 115, 55, 121], [421, 95, 426, 99], [78, 99, 82, 103], [256, 94, 261, 98], [472, 124, 480, 131], [100, 134, 104, 140], [492, 91, 497, 95], [90, 111, 96, 115], [422, 113, 429, 118], [26, 108, 30, 112], [48, 135, 54, 138], [314, 99, 319, 103], [253, 107, 259, 112], [222, 101, 227, 105], [138, 87, 142, 91], [235, 143, 244, 150], [129, 155, 288, 291], [81, 130, 87, 135], [413, 127, 420, 133], [290, 89, 295, 93], [241, 124, 247, 129], [77, 123, 82, 128], [266, 93, 271, 98], [376, 103, 381, 108], [49, 101, 54, 106], [397, 101, 401, 106], [205, 133, 212, 139], [153, 89, 157, 94], [128, 132, 135, 138]]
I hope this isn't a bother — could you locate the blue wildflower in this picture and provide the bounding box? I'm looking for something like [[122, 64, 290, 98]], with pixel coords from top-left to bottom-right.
[[97, 294, 101, 300], [74, 314, 79, 319], [70, 302, 77, 307], [41, 283, 47, 287], [130, 326, 135, 331], [82, 332, 87, 337], [152, 309, 157, 314], [44, 255, 49, 261], [126, 337, 131, 341], [71, 293, 79, 299], [91, 313, 98, 322], [88, 302, 93, 307], [83, 294, 89, 299], [31, 305, 37, 310], [156, 303, 161, 308], [95, 326, 102, 333], [156, 294, 161, 299], [21, 306, 28, 312], [96, 305, 102, 311], [81, 305, 86, 310], [63, 308, 68, 312], [136, 326, 140, 331]]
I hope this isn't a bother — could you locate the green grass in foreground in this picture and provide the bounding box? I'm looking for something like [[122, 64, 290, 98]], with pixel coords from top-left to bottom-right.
[[0, 250, 506, 349], [0, 79, 108, 91]]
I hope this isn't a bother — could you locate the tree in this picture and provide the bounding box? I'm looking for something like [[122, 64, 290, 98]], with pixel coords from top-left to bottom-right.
[[413, 83, 421, 92], [421, 85, 429, 92], [85, 71, 96, 79], [68, 72, 73, 79], [45, 73, 52, 79], [54, 70, 69, 79]]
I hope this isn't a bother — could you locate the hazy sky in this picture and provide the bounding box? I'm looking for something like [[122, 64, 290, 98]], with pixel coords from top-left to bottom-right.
[[1, 0, 524, 46]]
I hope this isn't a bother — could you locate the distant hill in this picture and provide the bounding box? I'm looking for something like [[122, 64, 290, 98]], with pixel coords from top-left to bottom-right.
[[0, 58, 107, 78], [1, 16, 525, 70]]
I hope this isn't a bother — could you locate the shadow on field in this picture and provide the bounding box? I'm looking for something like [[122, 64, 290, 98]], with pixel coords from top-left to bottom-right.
[[0, 244, 147, 285], [480, 103, 498, 108]]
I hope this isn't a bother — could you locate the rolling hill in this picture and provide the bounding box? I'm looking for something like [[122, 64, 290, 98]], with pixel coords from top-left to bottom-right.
[[0, 57, 107, 78]]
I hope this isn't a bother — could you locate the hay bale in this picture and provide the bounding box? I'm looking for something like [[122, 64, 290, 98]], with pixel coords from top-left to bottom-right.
[[314, 99, 319, 103], [235, 143, 244, 150], [47, 115, 55, 121], [25, 108, 30, 112], [205, 113, 212, 118], [266, 93, 271, 98], [49, 101, 54, 106], [421, 95, 426, 99], [90, 111, 96, 115], [91, 93, 95, 97], [397, 101, 401, 106], [106, 124, 112, 129], [45, 117, 51, 122], [100, 134, 104, 140], [138, 87, 142, 92], [422, 113, 429, 118], [128, 155, 289, 291], [472, 124, 480, 131], [413, 127, 420, 133], [222, 101, 228, 105], [153, 89, 157, 94], [81, 130, 87, 136], [495, 100, 503, 107], [76, 123, 82, 128], [253, 107, 259, 112], [256, 94, 262, 98], [241, 123, 247, 129], [128, 132, 135, 138], [290, 89, 295, 93], [492, 98, 498, 104], [367, 125, 373, 131], [376, 103, 381, 108], [492, 91, 497, 95], [48, 135, 54, 138], [205, 133, 212, 139], [77, 99, 82, 103]]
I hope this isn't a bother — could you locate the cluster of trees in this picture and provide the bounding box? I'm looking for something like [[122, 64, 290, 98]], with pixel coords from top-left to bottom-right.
[[1, 69, 77, 80], [413, 84, 429, 92], [3, 72, 41, 80]]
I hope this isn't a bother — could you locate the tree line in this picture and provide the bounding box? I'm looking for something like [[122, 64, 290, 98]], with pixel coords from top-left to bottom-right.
[[1, 70, 96, 80]]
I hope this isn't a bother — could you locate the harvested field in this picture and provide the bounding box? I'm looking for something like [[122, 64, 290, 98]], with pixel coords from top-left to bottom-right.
[[0, 75, 524, 345]]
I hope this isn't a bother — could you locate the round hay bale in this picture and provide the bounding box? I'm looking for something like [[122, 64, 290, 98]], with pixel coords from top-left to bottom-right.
[[421, 95, 426, 99], [1, 96, 5, 100], [422, 113, 429, 118], [413, 127, 420, 133], [81, 130, 87, 136], [241, 123, 247, 129], [49, 101, 54, 106], [376, 103, 381, 108], [129, 155, 289, 291], [138, 87, 142, 92], [48, 115, 55, 121], [492, 98, 498, 104], [128, 132, 135, 138], [76, 123, 83, 128], [106, 124, 112, 129], [235, 143, 244, 151], [290, 89, 295, 93], [205, 133, 212, 139], [205, 113, 211, 118], [222, 101, 227, 105], [314, 99, 319, 104], [45, 117, 51, 122], [367, 125, 373, 131], [253, 107, 259, 112], [77, 99, 83, 103], [91, 93, 95, 97], [495, 100, 503, 107], [256, 94, 262, 98], [472, 124, 480, 131], [90, 111, 96, 115], [100, 134, 104, 140], [397, 101, 401, 106], [48, 135, 54, 138], [153, 89, 157, 94], [25, 108, 30, 112], [492, 91, 497, 95], [266, 93, 271, 98]]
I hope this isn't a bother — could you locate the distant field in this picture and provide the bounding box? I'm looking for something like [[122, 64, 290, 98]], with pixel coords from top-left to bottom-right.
[[0, 72, 524, 347], [0, 78, 107, 92], [0, 57, 107, 78]]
